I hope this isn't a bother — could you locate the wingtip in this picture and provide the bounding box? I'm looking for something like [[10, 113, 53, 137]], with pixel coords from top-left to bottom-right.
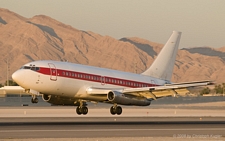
[[208, 81, 215, 85]]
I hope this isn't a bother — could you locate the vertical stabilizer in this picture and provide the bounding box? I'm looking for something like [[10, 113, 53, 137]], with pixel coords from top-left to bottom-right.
[[141, 31, 182, 81]]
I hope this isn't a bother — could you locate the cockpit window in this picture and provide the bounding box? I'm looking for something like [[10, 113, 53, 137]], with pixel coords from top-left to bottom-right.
[[20, 66, 40, 71], [31, 66, 40, 71], [20, 66, 31, 69]]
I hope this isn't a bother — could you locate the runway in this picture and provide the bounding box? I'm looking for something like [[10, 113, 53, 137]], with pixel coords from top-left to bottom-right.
[[1, 101, 225, 140], [1, 106, 225, 117], [0, 117, 225, 139]]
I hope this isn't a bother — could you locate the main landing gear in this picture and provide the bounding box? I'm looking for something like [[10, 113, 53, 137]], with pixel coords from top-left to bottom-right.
[[110, 105, 122, 115], [76, 101, 88, 115], [76, 106, 88, 115], [75, 102, 122, 115]]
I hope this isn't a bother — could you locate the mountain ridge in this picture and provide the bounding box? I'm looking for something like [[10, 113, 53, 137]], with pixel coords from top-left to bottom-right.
[[0, 8, 224, 84]]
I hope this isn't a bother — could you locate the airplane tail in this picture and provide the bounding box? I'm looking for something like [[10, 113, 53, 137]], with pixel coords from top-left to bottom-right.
[[141, 31, 182, 81]]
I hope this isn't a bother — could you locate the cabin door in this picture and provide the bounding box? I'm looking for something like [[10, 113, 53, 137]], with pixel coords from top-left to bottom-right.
[[101, 76, 105, 85], [48, 63, 57, 81]]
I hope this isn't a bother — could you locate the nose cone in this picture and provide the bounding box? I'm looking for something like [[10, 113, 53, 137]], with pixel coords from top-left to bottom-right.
[[12, 70, 19, 84], [12, 70, 25, 86]]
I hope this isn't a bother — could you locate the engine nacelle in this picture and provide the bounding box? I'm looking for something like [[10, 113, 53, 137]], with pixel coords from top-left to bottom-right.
[[107, 91, 151, 106], [42, 94, 81, 106]]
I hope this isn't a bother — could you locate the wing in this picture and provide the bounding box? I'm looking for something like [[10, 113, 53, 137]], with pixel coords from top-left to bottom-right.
[[87, 80, 213, 101], [122, 80, 213, 100]]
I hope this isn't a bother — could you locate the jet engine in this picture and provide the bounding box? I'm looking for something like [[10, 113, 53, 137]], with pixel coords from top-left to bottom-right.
[[42, 94, 81, 106], [107, 91, 151, 106]]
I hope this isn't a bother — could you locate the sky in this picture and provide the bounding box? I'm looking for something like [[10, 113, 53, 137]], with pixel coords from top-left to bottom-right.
[[1, 0, 225, 48]]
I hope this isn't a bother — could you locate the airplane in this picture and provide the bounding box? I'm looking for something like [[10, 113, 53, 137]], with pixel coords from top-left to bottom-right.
[[12, 31, 213, 115]]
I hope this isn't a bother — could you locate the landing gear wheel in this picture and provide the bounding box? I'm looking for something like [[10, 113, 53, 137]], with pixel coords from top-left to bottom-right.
[[110, 106, 116, 115], [31, 97, 38, 103], [76, 106, 82, 115], [116, 106, 122, 115], [110, 106, 122, 115], [82, 107, 88, 115]]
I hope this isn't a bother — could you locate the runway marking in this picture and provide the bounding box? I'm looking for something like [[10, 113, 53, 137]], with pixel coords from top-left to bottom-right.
[[0, 128, 225, 132]]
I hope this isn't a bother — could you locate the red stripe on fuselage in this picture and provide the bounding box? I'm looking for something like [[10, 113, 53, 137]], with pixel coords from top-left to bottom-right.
[[36, 67, 158, 88]]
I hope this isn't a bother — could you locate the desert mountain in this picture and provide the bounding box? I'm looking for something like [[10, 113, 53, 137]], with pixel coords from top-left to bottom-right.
[[181, 47, 225, 61], [0, 8, 224, 84], [218, 46, 225, 52]]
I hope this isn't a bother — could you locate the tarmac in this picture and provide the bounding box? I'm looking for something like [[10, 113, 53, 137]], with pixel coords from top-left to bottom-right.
[[0, 96, 225, 140]]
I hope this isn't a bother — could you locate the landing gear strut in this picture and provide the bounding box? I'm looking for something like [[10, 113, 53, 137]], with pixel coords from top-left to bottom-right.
[[110, 105, 122, 115], [76, 101, 88, 115]]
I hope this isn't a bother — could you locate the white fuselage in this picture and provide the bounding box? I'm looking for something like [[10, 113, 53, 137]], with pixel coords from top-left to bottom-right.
[[12, 60, 168, 101]]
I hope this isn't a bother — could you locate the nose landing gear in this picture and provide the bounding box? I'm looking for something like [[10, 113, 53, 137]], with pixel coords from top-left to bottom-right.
[[31, 96, 38, 103], [29, 89, 40, 104]]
